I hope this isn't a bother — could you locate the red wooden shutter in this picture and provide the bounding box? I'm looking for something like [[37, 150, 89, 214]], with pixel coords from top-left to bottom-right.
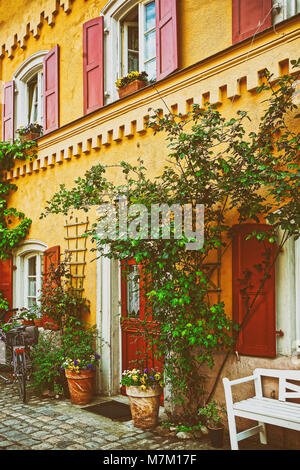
[[2, 81, 14, 141], [43, 245, 60, 328], [43, 45, 59, 134], [155, 0, 178, 81], [0, 257, 13, 321], [83, 17, 104, 115], [232, 0, 272, 44], [232, 224, 276, 357]]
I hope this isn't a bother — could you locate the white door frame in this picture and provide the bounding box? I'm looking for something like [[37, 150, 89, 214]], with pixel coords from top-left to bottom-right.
[[96, 246, 122, 395]]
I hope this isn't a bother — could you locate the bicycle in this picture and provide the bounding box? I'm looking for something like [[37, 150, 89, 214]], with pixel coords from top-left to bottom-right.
[[0, 314, 39, 403]]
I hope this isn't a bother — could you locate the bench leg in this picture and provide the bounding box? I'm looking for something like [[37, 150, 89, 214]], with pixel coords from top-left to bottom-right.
[[258, 422, 267, 445], [228, 415, 239, 450]]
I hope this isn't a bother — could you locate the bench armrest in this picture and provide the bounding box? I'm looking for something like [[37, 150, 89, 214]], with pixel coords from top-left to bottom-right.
[[223, 375, 255, 387]]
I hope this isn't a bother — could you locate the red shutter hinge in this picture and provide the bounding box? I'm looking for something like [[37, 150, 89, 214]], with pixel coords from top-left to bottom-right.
[[275, 330, 284, 337]]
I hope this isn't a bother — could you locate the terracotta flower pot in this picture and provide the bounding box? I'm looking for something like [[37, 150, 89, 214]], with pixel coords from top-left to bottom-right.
[[34, 318, 43, 327], [118, 79, 147, 99], [22, 319, 34, 326], [126, 385, 162, 429], [65, 369, 95, 405], [20, 131, 40, 143]]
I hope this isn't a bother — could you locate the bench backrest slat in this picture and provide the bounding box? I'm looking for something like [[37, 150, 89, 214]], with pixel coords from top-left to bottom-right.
[[254, 368, 300, 402]]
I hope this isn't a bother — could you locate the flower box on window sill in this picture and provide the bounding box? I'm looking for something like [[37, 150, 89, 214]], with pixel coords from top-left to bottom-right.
[[118, 79, 147, 99], [20, 131, 41, 143]]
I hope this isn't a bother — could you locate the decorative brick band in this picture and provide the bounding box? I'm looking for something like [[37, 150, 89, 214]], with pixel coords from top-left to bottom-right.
[[5, 25, 300, 181], [1, 0, 80, 59]]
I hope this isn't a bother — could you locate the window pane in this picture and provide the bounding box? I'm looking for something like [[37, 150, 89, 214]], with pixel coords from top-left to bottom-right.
[[145, 30, 156, 61], [28, 298, 36, 308], [128, 51, 139, 73], [128, 25, 139, 52], [127, 265, 140, 318], [28, 256, 36, 276], [145, 1, 155, 31], [28, 279, 36, 297], [145, 58, 156, 81]]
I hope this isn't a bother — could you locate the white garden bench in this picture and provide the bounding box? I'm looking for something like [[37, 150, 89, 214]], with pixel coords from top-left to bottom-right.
[[223, 368, 300, 450]]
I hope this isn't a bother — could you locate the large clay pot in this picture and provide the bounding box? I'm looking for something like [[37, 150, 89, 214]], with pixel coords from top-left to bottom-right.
[[118, 79, 147, 99], [126, 385, 162, 429], [65, 369, 95, 405]]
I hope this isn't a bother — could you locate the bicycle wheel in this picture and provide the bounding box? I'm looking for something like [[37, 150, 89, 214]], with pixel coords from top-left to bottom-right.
[[15, 352, 26, 403]]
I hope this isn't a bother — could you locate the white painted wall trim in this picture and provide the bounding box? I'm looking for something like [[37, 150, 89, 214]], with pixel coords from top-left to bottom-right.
[[96, 245, 122, 395], [295, 237, 300, 351], [276, 234, 296, 356], [12, 240, 47, 310]]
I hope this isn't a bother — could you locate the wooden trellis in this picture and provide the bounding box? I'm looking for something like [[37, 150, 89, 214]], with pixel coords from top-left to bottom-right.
[[64, 217, 89, 295], [203, 246, 222, 303]]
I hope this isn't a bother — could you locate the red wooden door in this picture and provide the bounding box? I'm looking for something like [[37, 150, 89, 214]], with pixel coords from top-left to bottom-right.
[[232, 224, 276, 357], [121, 260, 163, 398]]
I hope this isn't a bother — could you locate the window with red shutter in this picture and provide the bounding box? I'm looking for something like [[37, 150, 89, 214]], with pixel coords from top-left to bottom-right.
[[232, 0, 273, 44], [2, 81, 15, 141], [0, 257, 13, 321], [83, 17, 104, 115], [43, 45, 59, 134], [156, 0, 178, 81], [232, 224, 276, 357]]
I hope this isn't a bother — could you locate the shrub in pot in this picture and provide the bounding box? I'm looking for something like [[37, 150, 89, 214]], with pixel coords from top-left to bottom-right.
[[198, 400, 226, 448], [30, 334, 64, 396], [60, 320, 100, 405], [121, 368, 164, 429]]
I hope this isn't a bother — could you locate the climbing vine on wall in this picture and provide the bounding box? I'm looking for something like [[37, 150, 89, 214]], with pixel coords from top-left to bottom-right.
[[0, 139, 36, 260], [41, 63, 300, 425]]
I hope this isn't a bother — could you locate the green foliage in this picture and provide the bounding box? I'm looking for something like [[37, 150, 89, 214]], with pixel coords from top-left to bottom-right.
[[41, 63, 300, 424], [30, 334, 63, 394], [121, 368, 164, 389], [30, 318, 99, 393], [60, 318, 99, 370], [34, 254, 90, 330], [0, 139, 37, 261], [198, 400, 226, 428]]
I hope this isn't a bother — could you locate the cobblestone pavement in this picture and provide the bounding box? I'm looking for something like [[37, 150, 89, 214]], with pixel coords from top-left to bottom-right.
[[0, 375, 282, 451]]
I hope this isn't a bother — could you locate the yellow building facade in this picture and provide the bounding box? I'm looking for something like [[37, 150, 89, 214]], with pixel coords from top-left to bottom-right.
[[1, 0, 300, 444]]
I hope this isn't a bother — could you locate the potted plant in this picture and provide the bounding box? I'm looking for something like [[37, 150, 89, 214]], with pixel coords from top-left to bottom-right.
[[116, 71, 148, 99], [121, 368, 164, 429], [18, 308, 36, 326], [16, 122, 43, 142], [198, 400, 226, 448], [60, 321, 100, 405]]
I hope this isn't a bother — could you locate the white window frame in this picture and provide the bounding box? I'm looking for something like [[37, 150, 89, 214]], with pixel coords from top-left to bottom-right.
[[273, 0, 300, 24], [13, 51, 48, 135], [101, 0, 156, 104], [23, 252, 43, 309], [12, 240, 47, 312]]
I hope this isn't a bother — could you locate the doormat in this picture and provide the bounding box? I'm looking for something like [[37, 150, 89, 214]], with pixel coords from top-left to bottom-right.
[[83, 400, 132, 421]]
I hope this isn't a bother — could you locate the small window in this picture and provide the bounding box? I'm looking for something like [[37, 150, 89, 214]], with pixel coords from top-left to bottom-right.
[[121, 0, 156, 81], [13, 51, 47, 136]]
